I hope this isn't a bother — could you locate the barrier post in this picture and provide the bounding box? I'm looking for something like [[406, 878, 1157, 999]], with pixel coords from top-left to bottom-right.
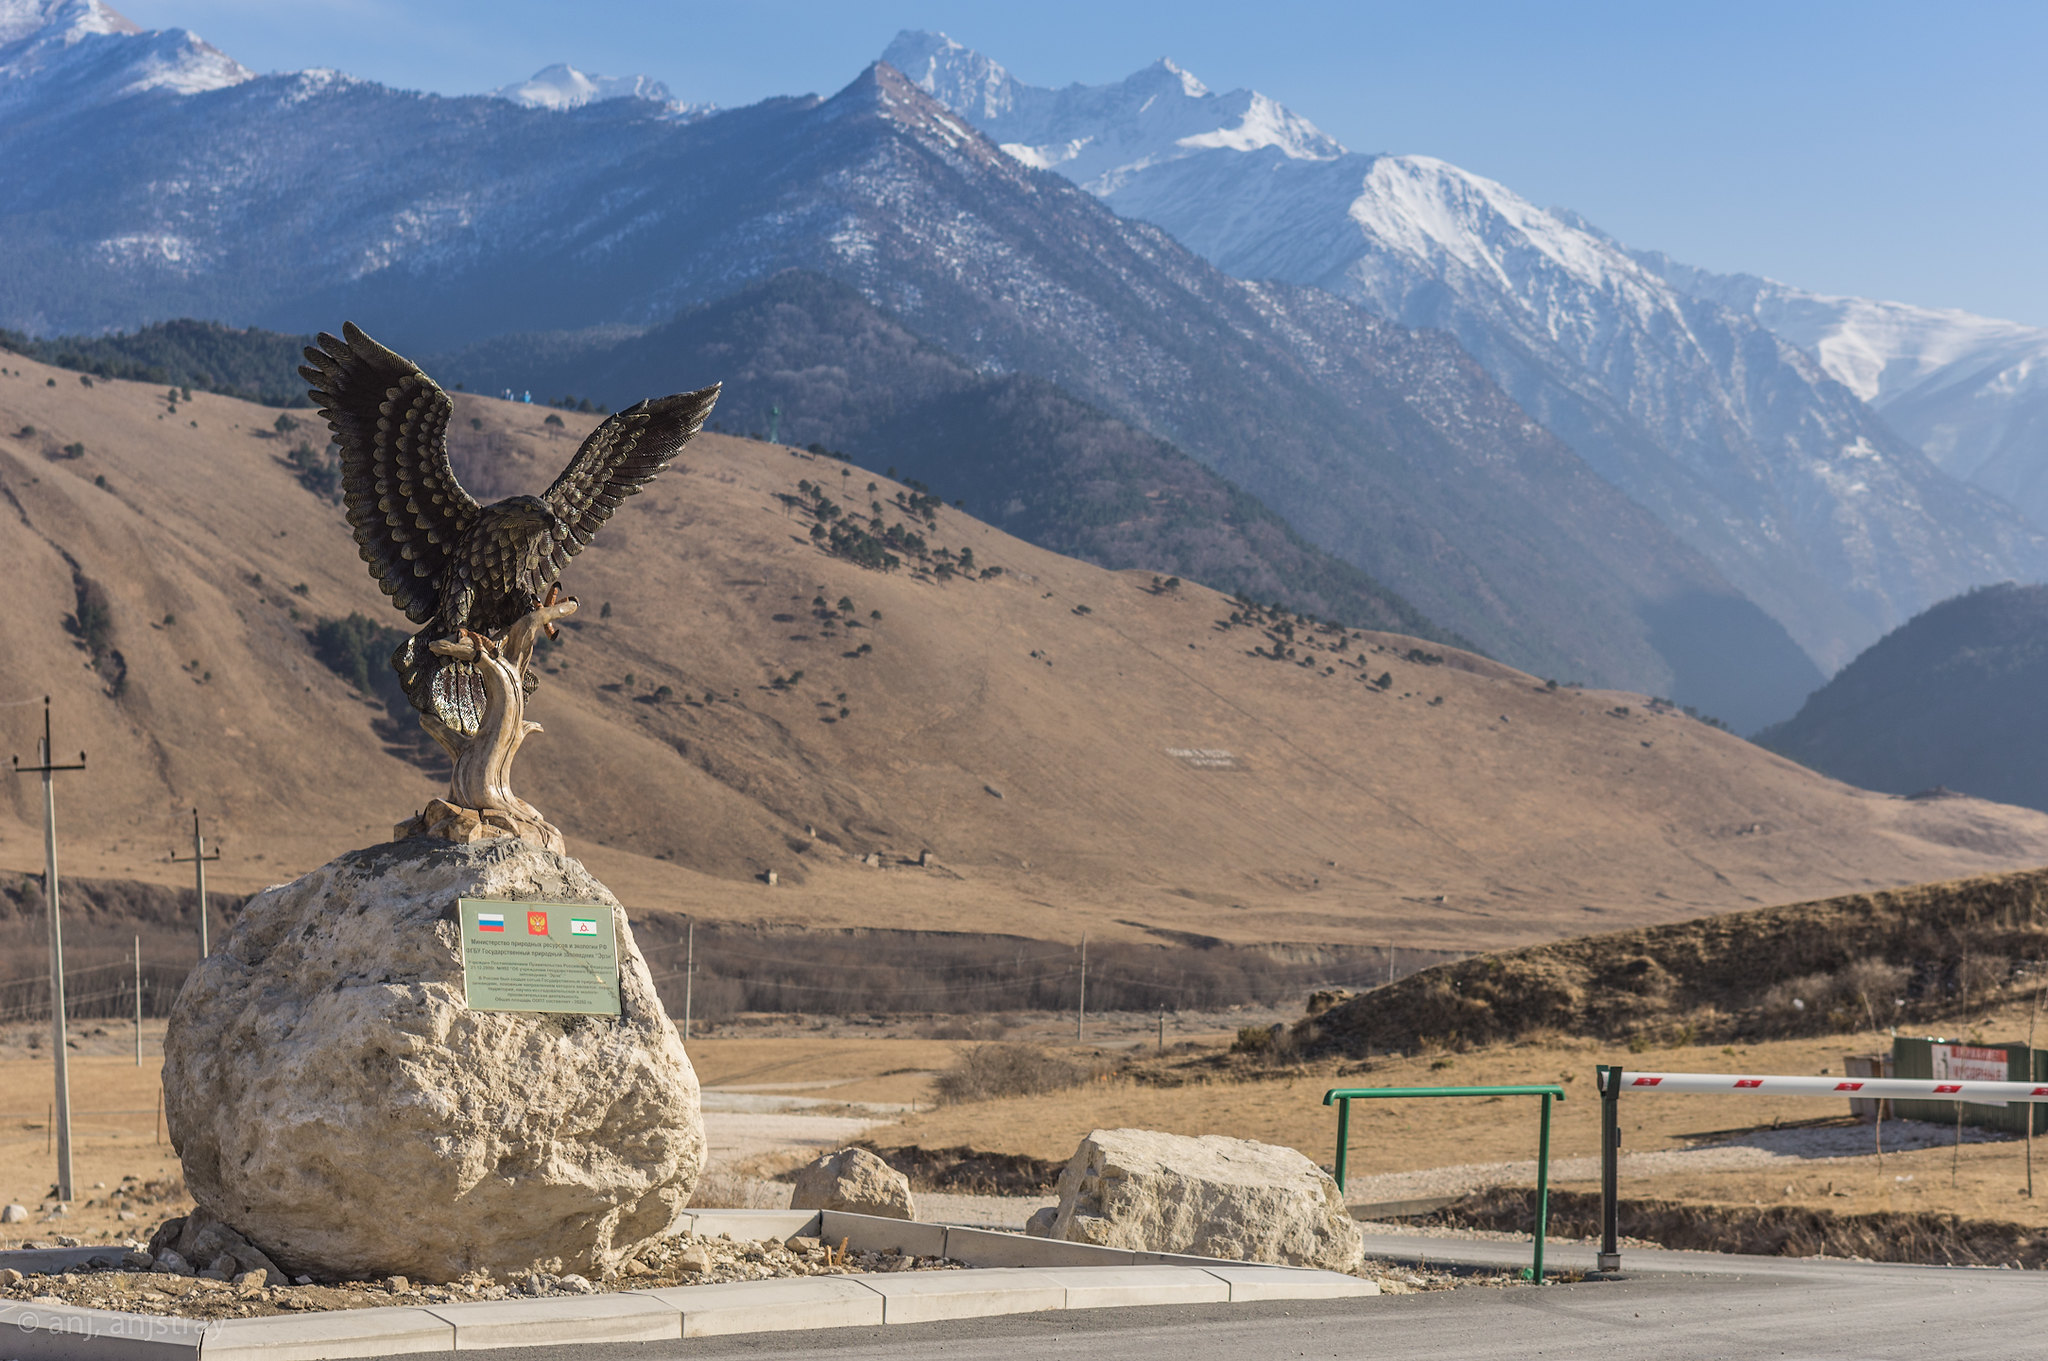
[[1534, 1092, 1552, 1283], [1333, 1096, 1352, 1191], [1597, 1064, 1621, 1272], [1324, 1083, 1565, 1283]]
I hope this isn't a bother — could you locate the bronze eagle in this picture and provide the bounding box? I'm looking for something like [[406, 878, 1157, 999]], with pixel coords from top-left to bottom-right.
[[301, 322, 719, 736]]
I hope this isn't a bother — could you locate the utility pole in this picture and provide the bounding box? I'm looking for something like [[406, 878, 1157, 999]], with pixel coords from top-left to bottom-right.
[[133, 935, 142, 1066], [169, 809, 221, 959], [11, 697, 85, 1202], [1076, 933, 1087, 1043], [2029, 978, 2042, 1198], [767, 404, 782, 446], [682, 918, 694, 1042]]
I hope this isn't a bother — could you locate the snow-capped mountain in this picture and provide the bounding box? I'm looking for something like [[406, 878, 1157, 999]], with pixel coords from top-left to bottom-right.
[[883, 30, 1339, 194], [886, 31, 2048, 674], [490, 62, 700, 116], [0, 3, 1827, 726], [1638, 256, 2048, 533], [0, 0, 245, 116]]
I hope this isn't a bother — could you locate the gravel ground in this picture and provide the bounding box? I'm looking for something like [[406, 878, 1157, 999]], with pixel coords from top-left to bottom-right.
[[0, 1228, 959, 1320], [1342, 1117, 2010, 1205]]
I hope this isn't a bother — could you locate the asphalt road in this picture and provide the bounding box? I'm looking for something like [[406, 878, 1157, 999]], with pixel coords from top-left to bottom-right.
[[428, 1254, 2042, 1361]]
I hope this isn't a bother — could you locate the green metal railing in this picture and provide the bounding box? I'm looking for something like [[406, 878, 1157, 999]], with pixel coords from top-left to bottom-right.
[[1323, 1083, 1566, 1283]]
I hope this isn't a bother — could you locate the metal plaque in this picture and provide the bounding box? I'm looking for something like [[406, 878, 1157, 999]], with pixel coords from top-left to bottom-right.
[[459, 898, 621, 1016]]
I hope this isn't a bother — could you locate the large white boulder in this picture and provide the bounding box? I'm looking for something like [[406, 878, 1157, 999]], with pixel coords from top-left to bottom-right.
[[1044, 1128, 1362, 1270], [161, 839, 703, 1282], [788, 1147, 916, 1220]]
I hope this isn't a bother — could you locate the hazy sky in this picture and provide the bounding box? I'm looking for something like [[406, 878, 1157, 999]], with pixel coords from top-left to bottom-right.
[[119, 1, 2048, 326]]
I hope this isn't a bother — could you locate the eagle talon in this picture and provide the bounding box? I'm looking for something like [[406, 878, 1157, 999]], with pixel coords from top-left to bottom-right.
[[538, 584, 563, 638]]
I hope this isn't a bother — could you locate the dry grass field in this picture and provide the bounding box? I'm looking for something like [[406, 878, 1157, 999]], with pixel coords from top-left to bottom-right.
[[0, 1035, 188, 1248], [5, 1012, 2048, 1251], [4, 353, 2047, 961], [868, 1002, 2048, 1230]]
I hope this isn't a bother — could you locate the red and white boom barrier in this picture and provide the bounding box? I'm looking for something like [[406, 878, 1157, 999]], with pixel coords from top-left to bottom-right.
[[1592, 1065, 2043, 1273], [1619, 1071, 2048, 1103]]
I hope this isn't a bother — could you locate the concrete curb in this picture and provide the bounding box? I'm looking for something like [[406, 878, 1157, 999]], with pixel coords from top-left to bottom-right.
[[1354, 1229, 2016, 1281], [0, 1211, 1377, 1357]]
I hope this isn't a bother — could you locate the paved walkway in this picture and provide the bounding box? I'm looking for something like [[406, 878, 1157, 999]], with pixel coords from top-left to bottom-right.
[[447, 1243, 2045, 1361]]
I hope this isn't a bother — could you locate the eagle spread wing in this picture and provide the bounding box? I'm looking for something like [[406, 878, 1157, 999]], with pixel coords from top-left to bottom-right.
[[299, 322, 479, 625], [301, 321, 718, 740], [540, 385, 721, 579]]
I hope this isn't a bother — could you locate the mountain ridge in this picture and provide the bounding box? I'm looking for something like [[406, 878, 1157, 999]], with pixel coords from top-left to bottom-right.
[[0, 19, 1820, 724], [1639, 254, 2048, 535], [887, 30, 2048, 677]]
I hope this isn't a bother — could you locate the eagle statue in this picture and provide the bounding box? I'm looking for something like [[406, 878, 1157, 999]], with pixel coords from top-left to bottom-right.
[[301, 322, 719, 739]]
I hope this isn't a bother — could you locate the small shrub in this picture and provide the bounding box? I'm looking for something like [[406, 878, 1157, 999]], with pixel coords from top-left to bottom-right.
[[1232, 1024, 1279, 1054], [1838, 958, 1911, 1021], [1754, 957, 1910, 1035], [70, 580, 114, 657], [933, 1043, 1088, 1105], [284, 441, 341, 501], [309, 612, 407, 696], [1958, 953, 2011, 1004]]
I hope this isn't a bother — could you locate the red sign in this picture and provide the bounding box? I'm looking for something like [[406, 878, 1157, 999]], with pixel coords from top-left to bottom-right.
[[527, 911, 549, 935], [1932, 1044, 2009, 1106]]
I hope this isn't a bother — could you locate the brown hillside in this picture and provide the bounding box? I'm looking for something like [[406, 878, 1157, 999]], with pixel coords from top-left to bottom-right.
[[1, 353, 2044, 952], [1307, 864, 2048, 1054]]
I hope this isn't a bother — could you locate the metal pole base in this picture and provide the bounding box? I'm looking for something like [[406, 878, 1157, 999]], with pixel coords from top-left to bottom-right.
[[1595, 1252, 1620, 1272]]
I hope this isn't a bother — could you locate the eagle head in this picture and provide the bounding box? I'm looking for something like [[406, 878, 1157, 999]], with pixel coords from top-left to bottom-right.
[[498, 494, 557, 528]]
